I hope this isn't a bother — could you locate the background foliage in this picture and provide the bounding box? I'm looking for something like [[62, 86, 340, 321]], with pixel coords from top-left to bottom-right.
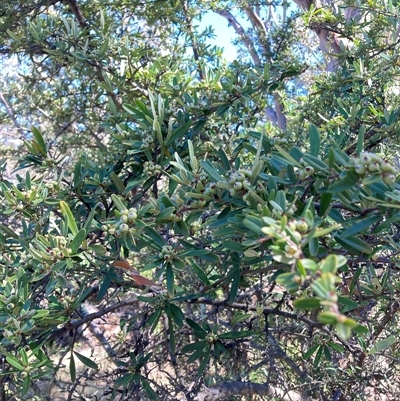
[[1, 1, 400, 400]]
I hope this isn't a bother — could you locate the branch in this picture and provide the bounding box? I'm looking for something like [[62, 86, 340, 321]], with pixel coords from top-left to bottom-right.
[[182, 0, 204, 80], [292, 0, 342, 72], [191, 298, 323, 328], [64, 0, 87, 30], [213, 9, 261, 65], [0, 91, 26, 137], [244, 7, 267, 38], [194, 381, 315, 401]]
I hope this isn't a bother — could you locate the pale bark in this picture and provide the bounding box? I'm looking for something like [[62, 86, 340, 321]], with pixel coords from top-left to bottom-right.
[[293, 0, 356, 72], [213, 9, 261, 65]]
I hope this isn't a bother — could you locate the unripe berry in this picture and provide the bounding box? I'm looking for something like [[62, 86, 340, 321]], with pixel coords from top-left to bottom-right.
[[233, 181, 243, 190], [383, 174, 396, 185], [296, 219, 308, 232], [242, 179, 251, 190], [120, 223, 129, 233], [298, 170, 307, 180], [236, 172, 246, 182], [120, 215, 128, 223], [355, 164, 366, 175], [368, 162, 380, 173], [304, 166, 315, 176], [292, 231, 302, 242], [128, 211, 137, 221], [360, 153, 372, 164]]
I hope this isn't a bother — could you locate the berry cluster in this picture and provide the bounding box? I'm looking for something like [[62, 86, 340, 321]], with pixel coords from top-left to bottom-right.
[[205, 333, 218, 344], [44, 180, 61, 193], [296, 159, 315, 180], [102, 208, 138, 238], [143, 161, 162, 177], [158, 245, 177, 261], [352, 152, 399, 185], [43, 235, 72, 261], [192, 174, 208, 193], [140, 132, 155, 150], [153, 293, 169, 307], [262, 218, 305, 264], [224, 169, 252, 197]]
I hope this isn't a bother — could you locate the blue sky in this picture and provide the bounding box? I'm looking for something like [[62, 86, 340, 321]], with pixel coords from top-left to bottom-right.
[[195, 11, 241, 61]]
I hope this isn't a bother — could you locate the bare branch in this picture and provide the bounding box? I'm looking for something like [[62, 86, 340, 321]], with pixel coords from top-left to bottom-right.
[[213, 9, 261, 65], [64, 0, 87, 30], [244, 7, 268, 38], [182, 0, 204, 80], [0, 91, 26, 137]]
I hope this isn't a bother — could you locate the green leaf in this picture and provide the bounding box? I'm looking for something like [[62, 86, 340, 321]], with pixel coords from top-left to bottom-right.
[[356, 124, 365, 156], [309, 124, 320, 156], [168, 303, 185, 328], [166, 263, 174, 297], [88, 244, 107, 255], [60, 201, 78, 235], [328, 170, 359, 193], [318, 192, 333, 217], [353, 324, 369, 334], [336, 323, 352, 340], [166, 120, 193, 145], [200, 160, 224, 182], [143, 226, 164, 249], [368, 336, 396, 355], [338, 296, 359, 312], [182, 340, 208, 353], [141, 377, 157, 400], [74, 352, 98, 370], [243, 216, 264, 234], [293, 298, 321, 310], [110, 194, 127, 211], [6, 355, 24, 371], [340, 215, 381, 238], [191, 261, 211, 286], [83, 204, 97, 232], [31, 126, 47, 157], [69, 353, 76, 382], [147, 308, 162, 333], [175, 220, 190, 237], [110, 172, 126, 193], [297, 258, 318, 272], [70, 229, 87, 254], [320, 254, 341, 274], [156, 206, 176, 222], [303, 344, 319, 360], [228, 268, 240, 305], [313, 345, 323, 368], [318, 311, 338, 325], [197, 348, 211, 378], [336, 235, 372, 254], [186, 318, 208, 338], [21, 375, 30, 396], [308, 237, 319, 256], [327, 342, 345, 353]]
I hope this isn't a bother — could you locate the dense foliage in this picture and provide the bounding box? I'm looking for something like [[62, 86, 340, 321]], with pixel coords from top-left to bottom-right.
[[1, 1, 400, 400]]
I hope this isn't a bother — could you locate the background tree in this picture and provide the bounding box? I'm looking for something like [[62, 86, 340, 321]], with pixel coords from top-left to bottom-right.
[[1, 1, 400, 401]]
